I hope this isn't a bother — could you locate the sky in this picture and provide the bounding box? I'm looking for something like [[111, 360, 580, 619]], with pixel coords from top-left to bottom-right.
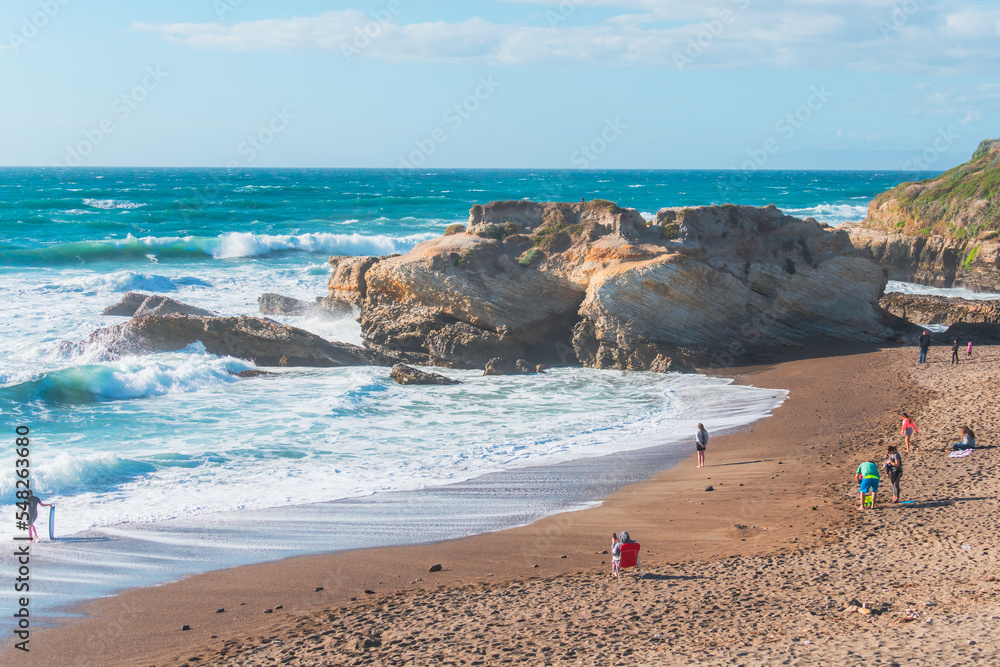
[[1, 0, 997, 169]]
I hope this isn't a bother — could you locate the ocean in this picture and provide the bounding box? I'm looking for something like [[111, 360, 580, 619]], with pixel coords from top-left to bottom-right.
[[0, 167, 948, 618]]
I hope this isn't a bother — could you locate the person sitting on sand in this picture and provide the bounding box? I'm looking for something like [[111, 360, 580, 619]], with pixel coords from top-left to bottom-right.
[[950, 426, 976, 451], [900, 413, 919, 453], [857, 460, 880, 510], [24, 489, 52, 541], [884, 445, 902, 503], [611, 533, 621, 579]]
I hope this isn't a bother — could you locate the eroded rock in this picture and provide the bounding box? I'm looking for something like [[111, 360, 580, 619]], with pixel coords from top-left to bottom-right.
[[102, 292, 214, 318], [389, 364, 460, 385]]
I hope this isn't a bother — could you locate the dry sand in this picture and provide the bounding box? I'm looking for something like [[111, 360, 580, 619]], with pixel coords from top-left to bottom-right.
[[6, 344, 999, 666]]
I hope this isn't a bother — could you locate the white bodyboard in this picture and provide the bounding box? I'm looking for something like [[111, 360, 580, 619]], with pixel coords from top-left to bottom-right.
[[48, 506, 55, 540]]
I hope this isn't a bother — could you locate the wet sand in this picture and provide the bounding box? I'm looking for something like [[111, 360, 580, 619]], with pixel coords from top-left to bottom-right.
[[6, 344, 999, 666]]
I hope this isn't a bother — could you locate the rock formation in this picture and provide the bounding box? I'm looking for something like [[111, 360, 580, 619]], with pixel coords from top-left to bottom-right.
[[880, 293, 1000, 326], [103, 292, 214, 318], [389, 364, 460, 385], [333, 200, 901, 372], [258, 293, 311, 316], [847, 139, 1000, 291], [84, 315, 394, 367]]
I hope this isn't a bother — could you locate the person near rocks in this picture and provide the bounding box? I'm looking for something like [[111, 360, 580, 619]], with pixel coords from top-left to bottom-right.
[[24, 489, 52, 541], [967, 340, 974, 358], [951, 339, 960, 365], [884, 445, 903, 503], [695, 423, 708, 468], [950, 426, 976, 452], [610, 533, 622, 578], [900, 413, 919, 453], [917, 330, 931, 364], [857, 460, 880, 510]]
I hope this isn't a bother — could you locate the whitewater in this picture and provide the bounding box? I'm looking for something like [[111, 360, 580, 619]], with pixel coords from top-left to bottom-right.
[[0, 167, 948, 617]]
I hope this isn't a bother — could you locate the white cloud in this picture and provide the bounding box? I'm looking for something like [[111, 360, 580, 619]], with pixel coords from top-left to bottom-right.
[[129, 2, 1000, 73]]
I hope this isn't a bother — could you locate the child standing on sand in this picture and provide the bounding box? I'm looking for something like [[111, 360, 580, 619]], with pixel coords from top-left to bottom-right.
[[901, 413, 919, 453], [967, 340, 974, 358], [611, 533, 621, 578]]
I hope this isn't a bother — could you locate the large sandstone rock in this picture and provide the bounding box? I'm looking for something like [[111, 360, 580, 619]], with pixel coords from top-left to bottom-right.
[[103, 292, 214, 318], [337, 200, 900, 371], [880, 293, 1000, 326], [851, 139, 1000, 291], [86, 315, 394, 367]]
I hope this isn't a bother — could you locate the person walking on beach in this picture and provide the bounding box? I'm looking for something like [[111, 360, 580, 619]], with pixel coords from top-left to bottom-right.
[[857, 460, 880, 510], [610, 533, 622, 579], [917, 330, 931, 364], [884, 445, 903, 503], [23, 489, 51, 541], [951, 339, 960, 364], [695, 423, 708, 468], [900, 413, 919, 453], [967, 340, 974, 358]]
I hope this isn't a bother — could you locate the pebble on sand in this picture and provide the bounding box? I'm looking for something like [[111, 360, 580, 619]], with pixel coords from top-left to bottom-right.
[[215, 608, 225, 613], [429, 563, 443, 572], [705, 485, 715, 491], [181, 625, 191, 631], [315, 587, 324, 592]]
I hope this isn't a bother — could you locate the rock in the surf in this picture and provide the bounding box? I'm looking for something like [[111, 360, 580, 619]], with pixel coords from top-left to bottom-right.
[[86, 315, 396, 367], [102, 292, 214, 318], [257, 292, 311, 316], [334, 200, 902, 371], [389, 364, 460, 385]]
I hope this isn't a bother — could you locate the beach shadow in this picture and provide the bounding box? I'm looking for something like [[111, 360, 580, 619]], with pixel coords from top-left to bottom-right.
[[639, 573, 704, 581], [51, 537, 113, 543], [900, 496, 991, 509], [711, 460, 763, 467]]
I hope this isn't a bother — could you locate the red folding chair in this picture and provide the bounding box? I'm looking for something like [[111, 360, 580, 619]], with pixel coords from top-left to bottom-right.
[[619, 542, 642, 579]]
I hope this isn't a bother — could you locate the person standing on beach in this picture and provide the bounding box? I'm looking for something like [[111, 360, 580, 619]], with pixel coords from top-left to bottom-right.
[[884, 445, 902, 503], [951, 339, 960, 364], [24, 489, 52, 541], [917, 330, 931, 364], [695, 423, 708, 468], [900, 413, 919, 453], [857, 460, 880, 510], [967, 340, 974, 358]]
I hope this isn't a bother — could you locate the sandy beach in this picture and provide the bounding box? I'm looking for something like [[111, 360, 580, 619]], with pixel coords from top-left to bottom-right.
[[6, 342, 999, 666]]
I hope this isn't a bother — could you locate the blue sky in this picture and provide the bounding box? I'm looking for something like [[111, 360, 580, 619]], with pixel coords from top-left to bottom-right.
[[1, 0, 997, 169]]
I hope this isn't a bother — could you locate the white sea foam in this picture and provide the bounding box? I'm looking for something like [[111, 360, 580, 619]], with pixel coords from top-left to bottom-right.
[[0, 366, 786, 536], [83, 198, 146, 210], [785, 203, 868, 225], [886, 281, 1000, 301], [55, 271, 212, 294]]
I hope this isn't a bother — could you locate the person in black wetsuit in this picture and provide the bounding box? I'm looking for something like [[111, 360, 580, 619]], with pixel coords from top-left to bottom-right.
[[951, 338, 960, 365]]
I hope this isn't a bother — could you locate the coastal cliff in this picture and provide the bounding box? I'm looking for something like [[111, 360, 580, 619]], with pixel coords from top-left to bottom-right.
[[847, 138, 1000, 291], [334, 201, 901, 372]]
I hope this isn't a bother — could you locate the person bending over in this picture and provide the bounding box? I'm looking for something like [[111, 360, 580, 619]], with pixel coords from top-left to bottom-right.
[[857, 460, 880, 510]]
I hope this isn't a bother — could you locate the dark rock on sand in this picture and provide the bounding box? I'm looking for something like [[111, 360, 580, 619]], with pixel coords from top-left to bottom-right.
[[428, 564, 443, 573], [103, 292, 214, 318], [86, 315, 395, 367], [390, 364, 460, 386]]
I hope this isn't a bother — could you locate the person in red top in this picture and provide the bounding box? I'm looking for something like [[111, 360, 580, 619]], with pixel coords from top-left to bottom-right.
[[900, 413, 919, 453]]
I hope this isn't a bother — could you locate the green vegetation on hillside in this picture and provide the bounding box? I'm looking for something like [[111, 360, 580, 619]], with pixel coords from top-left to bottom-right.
[[866, 138, 1000, 239]]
